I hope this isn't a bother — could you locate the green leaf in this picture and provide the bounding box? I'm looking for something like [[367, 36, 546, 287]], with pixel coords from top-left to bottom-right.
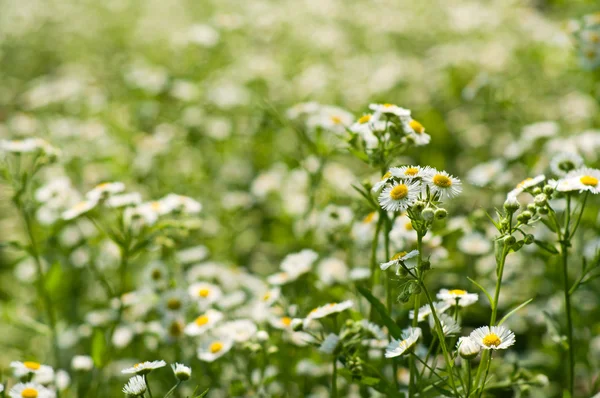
[[498, 298, 533, 326], [348, 148, 369, 162], [534, 240, 559, 254], [195, 388, 209, 397], [91, 330, 106, 368], [356, 285, 402, 339], [360, 377, 380, 386], [540, 217, 557, 233], [467, 277, 493, 309], [562, 389, 572, 398], [45, 262, 62, 295]]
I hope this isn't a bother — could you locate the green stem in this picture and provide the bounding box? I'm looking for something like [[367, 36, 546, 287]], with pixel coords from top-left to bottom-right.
[[144, 374, 153, 398], [332, 356, 338, 398], [369, 215, 384, 293], [562, 196, 574, 396], [409, 232, 424, 397], [22, 209, 60, 367], [477, 353, 493, 398], [164, 381, 182, 398]]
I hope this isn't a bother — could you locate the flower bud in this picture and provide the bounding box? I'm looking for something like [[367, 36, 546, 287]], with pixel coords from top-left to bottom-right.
[[538, 207, 549, 215], [504, 196, 520, 213], [543, 185, 554, 195], [412, 201, 426, 212], [532, 187, 542, 195], [524, 234, 534, 245], [434, 208, 448, 220], [421, 208, 434, 221], [517, 211, 532, 223], [457, 337, 480, 360], [504, 235, 516, 246], [526, 203, 537, 213], [291, 318, 304, 332], [421, 260, 431, 271], [534, 194, 547, 207], [256, 330, 269, 342]]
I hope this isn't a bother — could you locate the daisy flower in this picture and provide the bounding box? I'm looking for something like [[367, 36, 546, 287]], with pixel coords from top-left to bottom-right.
[[259, 287, 281, 306], [562, 167, 600, 194], [368, 103, 411, 118], [197, 338, 234, 362], [380, 250, 419, 272], [266, 271, 298, 285], [0, 138, 59, 156], [425, 170, 462, 199], [550, 152, 584, 177], [10, 361, 54, 378], [378, 180, 420, 212], [122, 375, 146, 397], [303, 300, 353, 328], [71, 356, 94, 372], [390, 165, 432, 180], [9, 382, 55, 398], [470, 325, 516, 350], [456, 336, 481, 359], [106, 192, 142, 208], [507, 175, 546, 198], [429, 313, 461, 336], [280, 249, 318, 276], [437, 289, 479, 307], [187, 282, 222, 308], [184, 309, 224, 336], [385, 327, 421, 358], [85, 182, 126, 201], [269, 316, 295, 330], [161, 193, 202, 214], [372, 171, 394, 193], [171, 363, 192, 381], [409, 301, 451, 322], [61, 200, 98, 220], [121, 360, 166, 375], [401, 119, 431, 146]]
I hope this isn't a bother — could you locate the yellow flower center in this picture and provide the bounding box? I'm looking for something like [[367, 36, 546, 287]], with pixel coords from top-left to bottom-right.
[[96, 182, 110, 189], [449, 289, 466, 295], [151, 201, 162, 210], [167, 298, 182, 310], [517, 178, 532, 188], [381, 171, 391, 180], [281, 317, 292, 326], [21, 388, 38, 398], [363, 212, 376, 223], [409, 120, 424, 134], [358, 114, 371, 124], [24, 361, 41, 370], [482, 333, 502, 347], [74, 201, 89, 210], [210, 341, 224, 353], [262, 292, 271, 301], [433, 174, 452, 188], [169, 320, 184, 336], [390, 184, 409, 200], [580, 175, 598, 186], [195, 315, 209, 326], [331, 116, 342, 124], [383, 103, 394, 107], [404, 167, 419, 176], [198, 288, 210, 298], [404, 222, 413, 231], [391, 251, 408, 261]]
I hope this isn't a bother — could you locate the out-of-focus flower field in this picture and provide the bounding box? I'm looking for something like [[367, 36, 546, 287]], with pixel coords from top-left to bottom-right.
[[1, 0, 600, 397]]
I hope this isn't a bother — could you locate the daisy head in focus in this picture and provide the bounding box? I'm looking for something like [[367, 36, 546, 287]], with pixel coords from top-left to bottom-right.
[[401, 119, 431, 146], [437, 288, 479, 307], [469, 325, 515, 350], [380, 250, 418, 273], [171, 363, 192, 381], [507, 175, 545, 199], [122, 375, 146, 397], [197, 338, 234, 362], [378, 180, 420, 212], [556, 167, 600, 194], [424, 170, 462, 199], [121, 360, 166, 375], [385, 327, 421, 358], [9, 382, 55, 398]]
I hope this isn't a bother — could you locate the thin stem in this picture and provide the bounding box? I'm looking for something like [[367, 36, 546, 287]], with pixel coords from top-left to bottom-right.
[[562, 195, 574, 396], [409, 232, 424, 397], [22, 209, 60, 367], [331, 356, 338, 398], [369, 215, 384, 293], [144, 374, 153, 398], [164, 381, 182, 398], [477, 353, 493, 398]]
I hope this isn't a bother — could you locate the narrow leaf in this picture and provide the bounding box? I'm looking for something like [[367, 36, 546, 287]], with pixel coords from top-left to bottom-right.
[[498, 298, 533, 326], [467, 277, 493, 308], [91, 330, 106, 368], [534, 240, 559, 254], [356, 285, 402, 339]]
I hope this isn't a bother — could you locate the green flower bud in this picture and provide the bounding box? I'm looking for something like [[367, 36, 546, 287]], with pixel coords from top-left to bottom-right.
[[538, 207, 549, 215], [543, 185, 554, 195], [524, 234, 534, 245], [504, 196, 520, 213], [504, 235, 516, 246], [412, 201, 426, 212], [421, 208, 435, 221], [534, 194, 547, 207], [434, 208, 448, 220], [532, 187, 542, 195]]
